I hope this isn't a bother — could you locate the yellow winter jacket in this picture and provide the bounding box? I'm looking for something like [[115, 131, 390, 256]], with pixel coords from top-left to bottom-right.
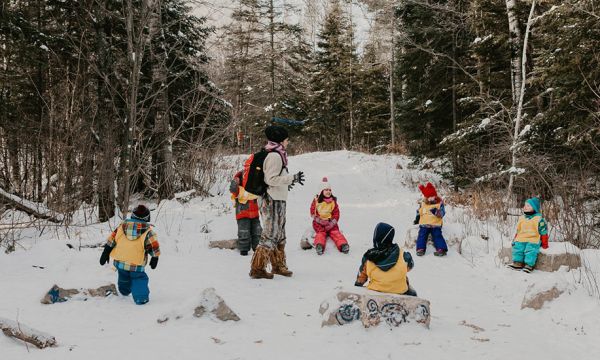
[[515, 215, 542, 243], [365, 250, 409, 294], [110, 226, 149, 266], [419, 201, 443, 226]]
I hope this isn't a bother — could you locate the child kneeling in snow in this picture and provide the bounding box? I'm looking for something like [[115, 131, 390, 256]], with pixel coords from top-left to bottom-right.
[[310, 177, 349, 255], [230, 170, 262, 256], [508, 197, 549, 273], [413, 182, 448, 256], [355, 223, 416, 296], [99, 205, 160, 305]]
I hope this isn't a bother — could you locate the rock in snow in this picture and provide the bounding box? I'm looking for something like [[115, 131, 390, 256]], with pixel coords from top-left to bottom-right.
[[158, 288, 240, 323], [498, 241, 582, 272], [320, 291, 431, 328], [521, 282, 568, 310]]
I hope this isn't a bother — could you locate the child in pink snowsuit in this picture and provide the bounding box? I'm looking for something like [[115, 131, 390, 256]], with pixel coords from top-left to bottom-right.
[[310, 177, 349, 255]]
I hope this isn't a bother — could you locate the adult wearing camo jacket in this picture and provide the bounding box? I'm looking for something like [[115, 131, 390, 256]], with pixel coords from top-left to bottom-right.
[[250, 125, 305, 279]]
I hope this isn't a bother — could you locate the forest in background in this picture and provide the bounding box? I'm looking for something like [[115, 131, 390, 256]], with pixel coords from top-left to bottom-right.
[[1, 0, 599, 248]]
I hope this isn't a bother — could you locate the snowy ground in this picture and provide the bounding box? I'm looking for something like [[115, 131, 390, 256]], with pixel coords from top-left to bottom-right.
[[1, 151, 600, 359]]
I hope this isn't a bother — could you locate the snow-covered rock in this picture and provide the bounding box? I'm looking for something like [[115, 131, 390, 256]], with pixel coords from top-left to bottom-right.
[[208, 239, 238, 250], [459, 236, 490, 259], [498, 241, 582, 271], [194, 288, 240, 322], [521, 281, 569, 310], [320, 291, 430, 328], [158, 288, 240, 323]]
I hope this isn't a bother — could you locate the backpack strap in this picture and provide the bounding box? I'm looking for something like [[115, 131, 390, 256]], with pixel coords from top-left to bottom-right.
[[264, 148, 286, 176]]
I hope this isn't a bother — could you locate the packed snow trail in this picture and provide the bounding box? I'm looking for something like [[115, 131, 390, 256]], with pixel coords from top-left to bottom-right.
[[1, 151, 599, 359]]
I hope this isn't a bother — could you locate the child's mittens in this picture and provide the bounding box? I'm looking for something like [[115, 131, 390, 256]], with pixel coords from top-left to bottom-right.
[[314, 217, 327, 226], [541, 235, 549, 249], [324, 219, 337, 231], [150, 257, 159, 269], [354, 280, 365, 287], [99, 245, 112, 266], [413, 215, 420, 225]]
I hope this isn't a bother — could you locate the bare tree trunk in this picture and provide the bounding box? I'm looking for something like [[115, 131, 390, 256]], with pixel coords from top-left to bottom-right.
[[120, 0, 147, 216], [389, 14, 395, 150], [506, 0, 536, 201], [148, 0, 174, 200], [95, 1, 115, 222], [505, 0, 523, 104], [269, 0, 275, 117]]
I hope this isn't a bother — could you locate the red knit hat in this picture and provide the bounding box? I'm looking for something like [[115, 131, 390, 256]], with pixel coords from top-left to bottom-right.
[[418, 182, 438, 198]]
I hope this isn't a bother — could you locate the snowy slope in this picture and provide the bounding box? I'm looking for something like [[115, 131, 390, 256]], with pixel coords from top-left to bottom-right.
[[1, 151, 600, 359]]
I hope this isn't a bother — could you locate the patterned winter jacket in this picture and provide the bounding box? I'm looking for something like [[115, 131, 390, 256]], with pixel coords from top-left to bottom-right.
[[230, 171, 259, 220], [105, 219, 160, 272]]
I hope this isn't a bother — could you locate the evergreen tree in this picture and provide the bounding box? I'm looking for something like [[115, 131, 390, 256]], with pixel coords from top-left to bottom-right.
[[220, 0, 311, 149], [309, 0, 356, 150]]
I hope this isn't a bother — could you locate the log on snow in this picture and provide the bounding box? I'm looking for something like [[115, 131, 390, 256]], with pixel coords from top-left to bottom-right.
[[0, 188, 64, 223], [0, 317, 57, 349]]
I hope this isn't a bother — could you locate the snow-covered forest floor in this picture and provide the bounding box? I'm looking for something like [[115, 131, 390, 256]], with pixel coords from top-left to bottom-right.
[[1, 151, 599, 359]]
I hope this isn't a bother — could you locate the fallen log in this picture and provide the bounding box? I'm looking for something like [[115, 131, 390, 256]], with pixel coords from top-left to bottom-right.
[[0, 317, 57, 349], [0, 188, 64, 223]]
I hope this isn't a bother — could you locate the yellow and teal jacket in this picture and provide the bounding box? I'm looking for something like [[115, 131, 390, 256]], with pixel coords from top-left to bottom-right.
[[515, 213, 548, 244], [105, 219, 160, 272]]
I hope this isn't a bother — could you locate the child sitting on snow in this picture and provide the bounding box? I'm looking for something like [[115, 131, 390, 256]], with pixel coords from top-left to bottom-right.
[[310, 177, 349, 255], [355, 223, 416, 296], [99, 205, 160, 305], [413, 182, 448, 256], [230, 170, 262, 256], [508, 197, 549, 273]]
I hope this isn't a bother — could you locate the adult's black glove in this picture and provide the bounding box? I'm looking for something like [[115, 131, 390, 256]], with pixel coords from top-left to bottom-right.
[[99, 245, 112, 265], [293, 171, 305, 186], [150, 257, 159, 269]]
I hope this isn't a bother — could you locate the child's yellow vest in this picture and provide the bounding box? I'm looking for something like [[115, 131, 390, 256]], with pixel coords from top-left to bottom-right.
[[315, 199, 336, 220], [515, 215, 541, 243], [110, 226, 149, 266], [366, 250, 408, 294], [419, 202, 443, 226]]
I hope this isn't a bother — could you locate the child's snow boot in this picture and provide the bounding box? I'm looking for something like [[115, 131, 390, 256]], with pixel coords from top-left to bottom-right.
[[523, 265, 534, 273], [434, 249, 447, 257], [315, 244, 324, 255], [416, 249, 425, 256], [508, 261, 524, 270], [340, 244, 349, 254]]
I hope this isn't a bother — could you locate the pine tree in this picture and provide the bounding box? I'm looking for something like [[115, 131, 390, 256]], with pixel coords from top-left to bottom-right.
[[309, 0, 356, 150], [220, 0, 311, 149]]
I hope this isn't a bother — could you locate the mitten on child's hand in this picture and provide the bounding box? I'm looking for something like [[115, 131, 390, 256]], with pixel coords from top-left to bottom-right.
[[99, 245, 112, 265], [354, 281, 364, 287], [150, 257, 159, 269], [324, 220, 336, 231], [541, 235, 549, 249], [430, 208, 437, 215], [413, 214, 420, 225]]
